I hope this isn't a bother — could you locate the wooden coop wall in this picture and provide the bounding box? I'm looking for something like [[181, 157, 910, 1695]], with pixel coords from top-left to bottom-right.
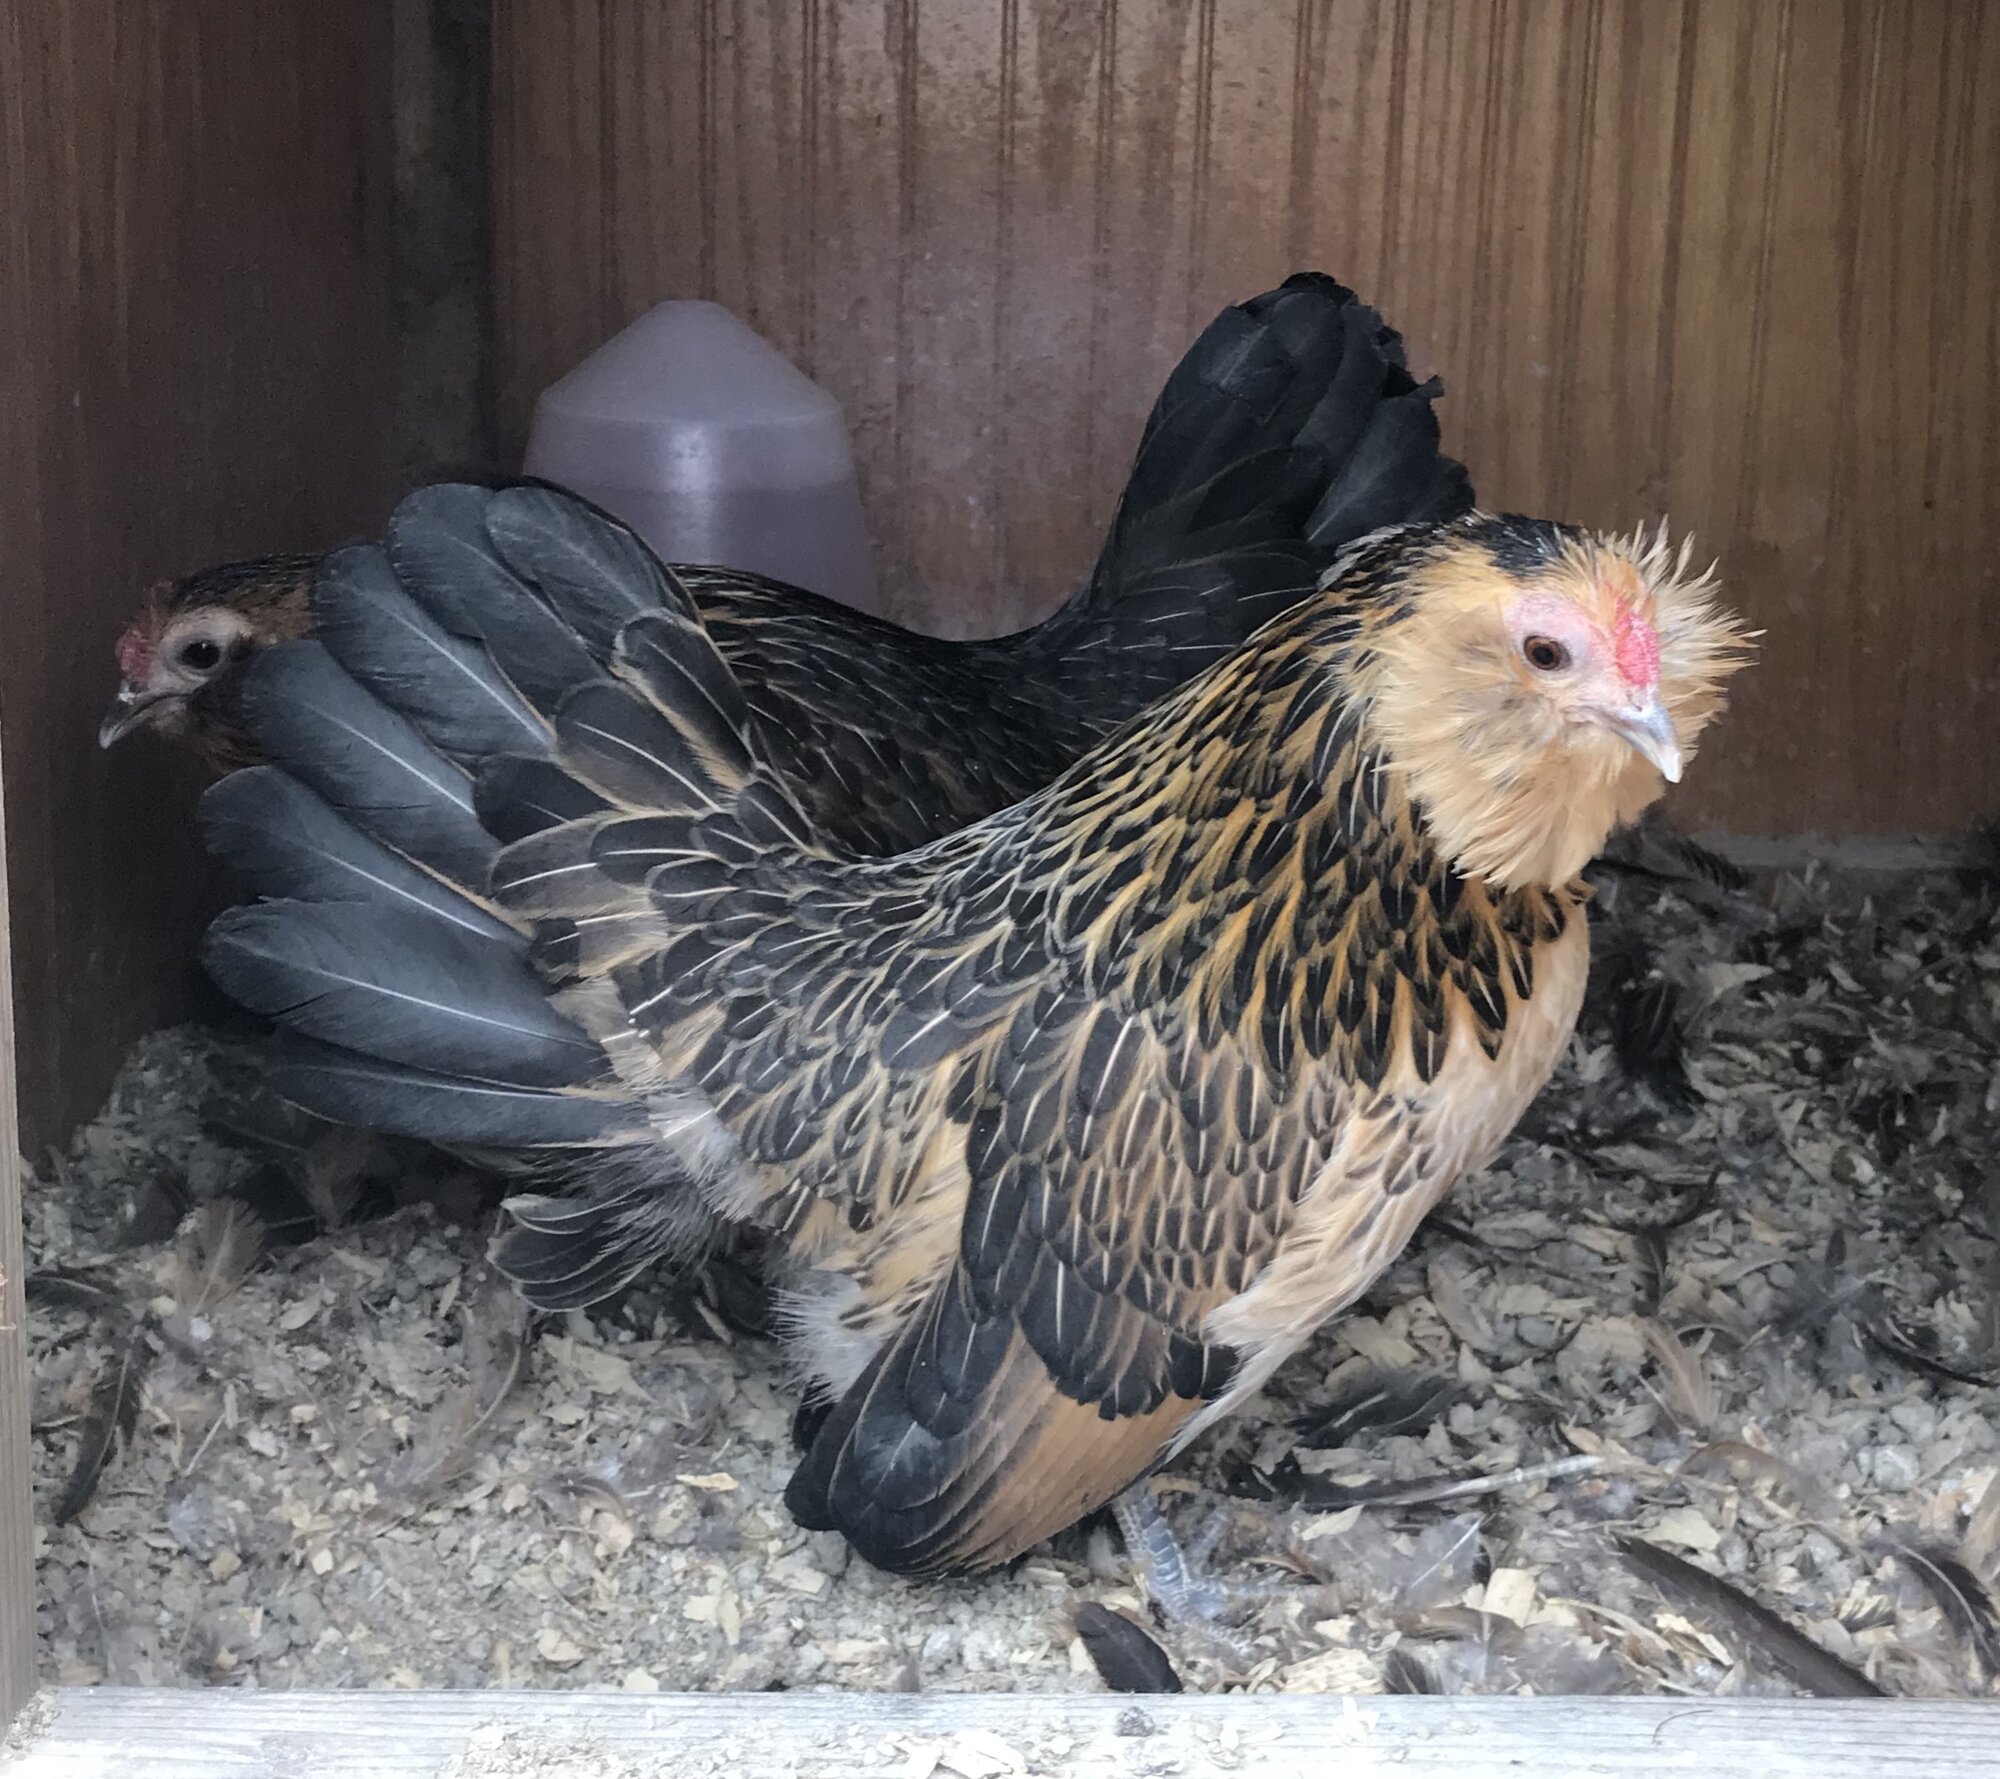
[[494, 0, 2000, 842], [0, 3, 399, 1155]]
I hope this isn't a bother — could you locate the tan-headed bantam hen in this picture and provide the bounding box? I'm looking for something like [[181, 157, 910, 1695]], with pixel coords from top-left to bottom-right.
[[194, 493, 1748, 1606]]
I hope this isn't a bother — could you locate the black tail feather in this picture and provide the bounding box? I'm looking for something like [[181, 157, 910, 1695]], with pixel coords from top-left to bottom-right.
[[1306, 372, 1474, 545], [784, 1271, 1024, 1575], [1117, 292, 1350, 518], [1057, 271, 1474, 670]]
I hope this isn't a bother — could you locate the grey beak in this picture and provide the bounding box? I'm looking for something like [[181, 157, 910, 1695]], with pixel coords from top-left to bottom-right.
[[1605, 686, 1684, 784], [99, 688, 160, 749]]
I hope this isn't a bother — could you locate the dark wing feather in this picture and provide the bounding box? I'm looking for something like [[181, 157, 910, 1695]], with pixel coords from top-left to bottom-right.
[[258, 1034, 645, 1149], [238, 643, 496, 886], [203, 900, 601, 1087], [554, 681, 741, 814], [310, 542, 551, 763], [614, 611, 762, 793], [383, 483, 601, 716], [474, 755, 614, 843], [484, 484, 672, 656], [492, 1172, 722, 1312], [200, 767, 518, 944]]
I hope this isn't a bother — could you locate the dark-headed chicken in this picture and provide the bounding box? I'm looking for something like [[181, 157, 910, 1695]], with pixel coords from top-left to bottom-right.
[[196, 485, 1747, 1593], [102, 555, 319, 769], [102, 273, 1472, 843]]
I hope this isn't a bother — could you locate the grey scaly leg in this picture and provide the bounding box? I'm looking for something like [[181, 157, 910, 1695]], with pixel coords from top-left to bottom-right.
[[1111, 1482, 1282, 1633]]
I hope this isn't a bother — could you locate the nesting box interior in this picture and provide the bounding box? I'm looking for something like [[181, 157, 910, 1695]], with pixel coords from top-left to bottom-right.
[[4, 0, 2000, 1746]]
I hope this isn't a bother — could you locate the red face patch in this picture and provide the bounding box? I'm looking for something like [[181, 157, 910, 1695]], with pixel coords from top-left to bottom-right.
[[115, 627, 153, 682], [1613, 605, 1661, 688]]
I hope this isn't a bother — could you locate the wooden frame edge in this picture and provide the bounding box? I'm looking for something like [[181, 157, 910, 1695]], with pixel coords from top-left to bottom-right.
[[5, 1687, 1999, 1777], [0, 729, 37, 1727]]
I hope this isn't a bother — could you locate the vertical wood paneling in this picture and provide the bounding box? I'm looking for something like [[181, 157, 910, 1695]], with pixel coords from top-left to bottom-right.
[[391, 0, 496, 486], [495, 0, 2000, 837], [0, 767, 30, 1727], [0, 2, 395, 1152], [491, 0, 606, 476]]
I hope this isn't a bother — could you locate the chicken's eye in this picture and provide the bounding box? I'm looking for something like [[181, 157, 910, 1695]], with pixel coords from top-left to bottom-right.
[[1522, 635, 1569, 672], [178, 639, 223, 672]]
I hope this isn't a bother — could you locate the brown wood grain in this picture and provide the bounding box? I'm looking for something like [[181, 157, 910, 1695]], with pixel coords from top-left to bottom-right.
[[0, 751, 32, 1724], [0, 2, 397, 1153], [494, 0, 2000, 836]]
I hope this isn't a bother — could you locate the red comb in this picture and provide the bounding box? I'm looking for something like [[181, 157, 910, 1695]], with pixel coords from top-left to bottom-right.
[[115, 627, 152, 681], [1613, 605, 1661, 688]]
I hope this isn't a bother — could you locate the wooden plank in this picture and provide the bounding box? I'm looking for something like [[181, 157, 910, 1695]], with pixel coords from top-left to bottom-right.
[[490, 0, 607, 470], [0, 1, 398, 1151], [4, 1689, 1998, 1777], [390, 0, 496, 484], [0, 737, 34, 1730], [493, 0, 2000, 838]]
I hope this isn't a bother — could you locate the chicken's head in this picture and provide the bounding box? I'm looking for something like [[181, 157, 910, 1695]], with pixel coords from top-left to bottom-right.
[[100, 555, 318, 768], [1353, 514, 1752, 890]]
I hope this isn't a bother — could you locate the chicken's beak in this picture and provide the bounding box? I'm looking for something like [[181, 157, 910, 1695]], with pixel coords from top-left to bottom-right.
[[1598, 686, 1683, 784], [99, 686, 165, 749]]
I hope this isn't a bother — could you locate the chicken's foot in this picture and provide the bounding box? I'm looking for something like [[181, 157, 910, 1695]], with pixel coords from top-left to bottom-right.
[[1112, 1481, 1278, 1633]]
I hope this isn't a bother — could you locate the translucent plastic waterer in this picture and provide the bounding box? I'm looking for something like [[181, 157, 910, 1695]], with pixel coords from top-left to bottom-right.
[[523, 301, 879, 613]]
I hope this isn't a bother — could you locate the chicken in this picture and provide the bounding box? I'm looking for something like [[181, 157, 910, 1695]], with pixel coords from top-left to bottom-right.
[[102, 554, 319, 770], [196, 486, 1748, 1593], [102, 272, 1473, 849]]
